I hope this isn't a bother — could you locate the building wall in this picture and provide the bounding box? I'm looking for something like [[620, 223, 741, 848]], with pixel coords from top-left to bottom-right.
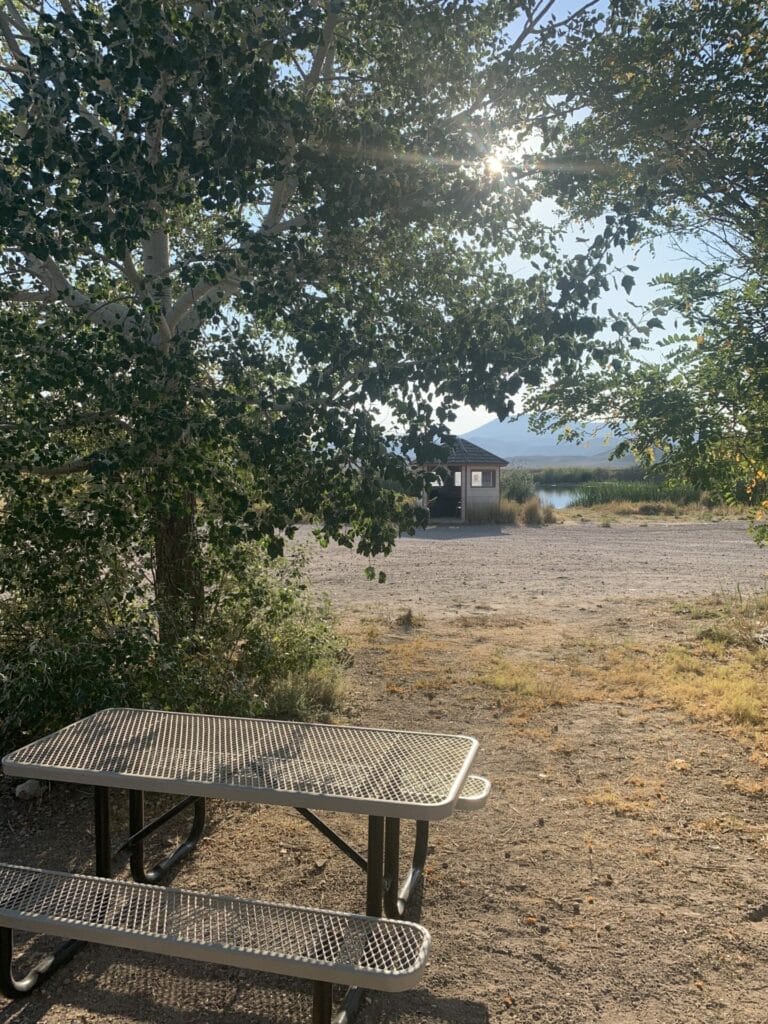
[[463, 463, 501, 519]]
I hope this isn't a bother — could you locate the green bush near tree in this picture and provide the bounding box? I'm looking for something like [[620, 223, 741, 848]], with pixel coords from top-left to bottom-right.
[[0, 538, 346, 751]]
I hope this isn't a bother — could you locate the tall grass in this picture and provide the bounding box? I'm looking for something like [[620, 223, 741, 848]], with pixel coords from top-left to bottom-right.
[[533, 465, 646, 486], [465, 497, 557, 526], [521, 496, 557, 525], [570, 481, 703, 507], [467, 499, 518, 525]]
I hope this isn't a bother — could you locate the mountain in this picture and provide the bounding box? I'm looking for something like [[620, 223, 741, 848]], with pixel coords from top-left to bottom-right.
[[460, 414, 633, 467]]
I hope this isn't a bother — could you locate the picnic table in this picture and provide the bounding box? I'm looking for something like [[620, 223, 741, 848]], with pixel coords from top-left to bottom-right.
[[0, 708, 488, 1023]]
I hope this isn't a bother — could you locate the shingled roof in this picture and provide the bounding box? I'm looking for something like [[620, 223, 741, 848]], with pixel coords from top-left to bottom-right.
[[443, 437, 508, 467]]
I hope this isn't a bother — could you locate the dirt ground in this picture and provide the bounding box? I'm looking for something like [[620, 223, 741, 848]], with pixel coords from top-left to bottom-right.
[[2, 520, 768, 1024]]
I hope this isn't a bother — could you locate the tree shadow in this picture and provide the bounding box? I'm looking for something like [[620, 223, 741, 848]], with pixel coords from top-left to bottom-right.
[[0, 951, 488, 1024], [415, 525, 506, 539]]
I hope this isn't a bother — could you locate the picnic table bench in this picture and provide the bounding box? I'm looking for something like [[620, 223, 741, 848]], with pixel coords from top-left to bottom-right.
[[1, 708, 489, 1023]]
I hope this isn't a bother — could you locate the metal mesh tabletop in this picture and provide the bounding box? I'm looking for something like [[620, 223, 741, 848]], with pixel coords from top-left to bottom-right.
[[0, 863, 430, 991], [3, 708, 478, 819]]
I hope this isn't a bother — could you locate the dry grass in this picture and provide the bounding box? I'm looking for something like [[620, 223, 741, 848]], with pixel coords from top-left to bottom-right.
[[564, 639, 768, 726], [471, 653, 570, 704], [581, 786, 650, 817], [559, 501, 741, 525], [347, 589, 768, 737], [349, 620, 572, 712], [393, 607, 423, 631], [466, 499, 518, 525], [466, 497, 558, 526]]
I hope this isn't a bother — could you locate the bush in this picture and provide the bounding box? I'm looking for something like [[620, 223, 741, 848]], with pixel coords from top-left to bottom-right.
[[533, 465, 647, 486], [500, 466, 536, 503], [521, 496, 545, 526], [465, 497, 558, 526], [0, 541, 347, 751], [498, 499, 520, 525], [542, 502, 558, 525]]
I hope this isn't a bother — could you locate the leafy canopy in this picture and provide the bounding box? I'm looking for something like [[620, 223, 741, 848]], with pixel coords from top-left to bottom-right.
[[0, 1, 626, 562], [526, 0, 768, 539]]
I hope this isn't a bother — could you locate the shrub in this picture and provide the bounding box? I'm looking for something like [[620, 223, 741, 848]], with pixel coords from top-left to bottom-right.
[[466, 499, 519, 525], [0, 541, 347, 751], [500, 466, 536, 503], [542, 502, 558, 525], [533, 465, 647, 486], [522, 496, 545, 526], [498, 499, 520, 525]]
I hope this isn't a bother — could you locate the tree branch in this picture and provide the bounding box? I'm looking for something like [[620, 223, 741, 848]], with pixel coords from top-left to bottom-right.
[[5, 457, 92, 479], [121, 249, 142, 294], [20, 254, 167, 347], [439, 0, 587, 135], [261, 4, 340, 233], [25, 254, 133, 328], [4, 288, 52, 302], [75, 101, 117, 143], [0, 8, 25, 62]]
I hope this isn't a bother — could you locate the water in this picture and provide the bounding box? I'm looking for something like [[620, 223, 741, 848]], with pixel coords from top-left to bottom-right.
[[536, 487, 578, 509]]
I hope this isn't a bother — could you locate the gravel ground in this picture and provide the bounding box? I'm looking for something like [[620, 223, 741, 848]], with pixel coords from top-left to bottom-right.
[[299, 520, 768, 625]]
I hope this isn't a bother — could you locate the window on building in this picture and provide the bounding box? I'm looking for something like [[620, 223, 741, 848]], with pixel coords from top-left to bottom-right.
[[454, 470, 462, 487], [470, 470, 496, 487]]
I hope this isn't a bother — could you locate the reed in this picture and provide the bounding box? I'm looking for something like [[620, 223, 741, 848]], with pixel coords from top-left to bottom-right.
[[570, 481, 703, 507]]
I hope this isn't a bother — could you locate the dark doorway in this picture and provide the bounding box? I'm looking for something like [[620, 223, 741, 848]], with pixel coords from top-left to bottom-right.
[[429, 482, 462, 519]]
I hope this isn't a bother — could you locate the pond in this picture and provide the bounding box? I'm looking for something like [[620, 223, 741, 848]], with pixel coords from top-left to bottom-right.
[[536, 487, 579, 509]]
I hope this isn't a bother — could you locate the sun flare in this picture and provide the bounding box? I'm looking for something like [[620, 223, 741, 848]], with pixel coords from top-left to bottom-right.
[[484, 152, 506, 177]]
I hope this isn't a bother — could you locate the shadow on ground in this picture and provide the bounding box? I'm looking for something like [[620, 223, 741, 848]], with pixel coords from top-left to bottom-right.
[[0, 953, 488, 1024], [411, 525, 506, 540]]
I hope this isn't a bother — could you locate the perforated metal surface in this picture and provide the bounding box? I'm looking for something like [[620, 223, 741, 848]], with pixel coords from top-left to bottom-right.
[[0, 863, 429, 992], [3, 708, 477, 819]]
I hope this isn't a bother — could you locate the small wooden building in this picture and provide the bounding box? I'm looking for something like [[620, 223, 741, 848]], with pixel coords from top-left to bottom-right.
[[425, 438, 508, 522]]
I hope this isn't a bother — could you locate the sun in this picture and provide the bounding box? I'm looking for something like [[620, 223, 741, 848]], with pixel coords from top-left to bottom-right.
[[483, 152, 506, 177]]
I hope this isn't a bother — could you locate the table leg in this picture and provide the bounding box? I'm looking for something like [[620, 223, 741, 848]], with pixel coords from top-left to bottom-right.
[[365, 816, 385, 917], [313, 980, 333, 1024], [0, 926, 82, 1000], [94, 786, 113, 877], [383, 818, 429, 921], [127, 791, 206, 884], [0, 787, 112, 999]]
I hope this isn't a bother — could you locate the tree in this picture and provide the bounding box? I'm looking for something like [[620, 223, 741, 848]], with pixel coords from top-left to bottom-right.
[[2, 0, 627, 651], [537, 0, 767, 249], [524, 0, 768, 539]]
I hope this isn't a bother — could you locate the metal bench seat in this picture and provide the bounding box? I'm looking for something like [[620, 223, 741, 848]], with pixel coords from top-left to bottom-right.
[[0, 863, 430, 1021], [456, 774, 491, 811]]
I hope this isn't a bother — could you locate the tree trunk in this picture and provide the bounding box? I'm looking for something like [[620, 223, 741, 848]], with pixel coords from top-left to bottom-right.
[[153, 489, 205, 646], [142, 226, 204, 645]]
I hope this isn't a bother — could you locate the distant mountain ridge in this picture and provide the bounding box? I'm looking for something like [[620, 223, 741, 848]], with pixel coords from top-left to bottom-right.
[[460, 414, 633, 467]]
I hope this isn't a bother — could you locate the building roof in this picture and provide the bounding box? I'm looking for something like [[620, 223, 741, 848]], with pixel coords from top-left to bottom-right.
[[443, 437, 508, 467]]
